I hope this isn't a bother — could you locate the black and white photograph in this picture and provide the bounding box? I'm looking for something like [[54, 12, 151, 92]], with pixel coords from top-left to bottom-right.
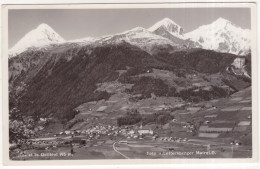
[[2, 3, 258, 164]]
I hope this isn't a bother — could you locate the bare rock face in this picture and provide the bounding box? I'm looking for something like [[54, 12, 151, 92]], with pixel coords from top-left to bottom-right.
[[230, 57, 251, 78], [232, 57, 246, 69]]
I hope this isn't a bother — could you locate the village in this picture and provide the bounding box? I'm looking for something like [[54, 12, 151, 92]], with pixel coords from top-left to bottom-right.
[[26, 123, 188, 149], [10, 86, 252, 159]]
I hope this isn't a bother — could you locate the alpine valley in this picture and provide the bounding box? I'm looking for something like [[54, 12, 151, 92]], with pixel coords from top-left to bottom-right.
[[9, 17, 252, 159]]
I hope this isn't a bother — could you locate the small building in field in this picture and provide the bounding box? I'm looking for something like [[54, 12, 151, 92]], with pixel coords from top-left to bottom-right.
[[64, 130, 71, 135], [40, 118, 47, 122]]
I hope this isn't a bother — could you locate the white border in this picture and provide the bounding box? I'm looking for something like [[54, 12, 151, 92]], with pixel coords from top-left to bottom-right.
[[1, 1, 259, 169]]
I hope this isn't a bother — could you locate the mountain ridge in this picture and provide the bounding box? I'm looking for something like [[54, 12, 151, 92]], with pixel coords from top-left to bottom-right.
[[9, 17, 251, 57], [9, 41, 251, 121]]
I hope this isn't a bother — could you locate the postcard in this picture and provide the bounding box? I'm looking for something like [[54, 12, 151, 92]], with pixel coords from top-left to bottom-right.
[[1, 2, 258, 165]]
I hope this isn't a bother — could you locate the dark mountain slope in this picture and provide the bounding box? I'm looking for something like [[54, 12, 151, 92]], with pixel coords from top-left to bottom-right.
[[155, 49, 238, 74], [9, 42, 251, 122], [10, 42, 158, 120]]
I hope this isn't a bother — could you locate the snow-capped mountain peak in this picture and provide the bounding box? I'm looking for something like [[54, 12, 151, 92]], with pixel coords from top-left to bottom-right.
[[184, 17, 251, 55], [9, 17, 251, 57], [148, 17, 184, 38], [37, 23, 55, 31], [9, 23, 65, 57], [213, 17, 232, 24]]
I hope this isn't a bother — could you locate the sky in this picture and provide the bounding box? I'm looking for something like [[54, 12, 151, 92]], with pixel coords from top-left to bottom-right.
[[8, 8, 251, 48]]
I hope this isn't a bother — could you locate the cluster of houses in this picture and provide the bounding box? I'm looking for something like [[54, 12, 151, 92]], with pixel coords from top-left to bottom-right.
[[157, 136, 188, 142], [124, 127, 154, 139], [181, 122, 195, 132], [27, 139, 63, 148], [34, 117, 53, 132], [11, 124, 157, 152], [60, 125, 118, 137], [58, 124, 155, 141]]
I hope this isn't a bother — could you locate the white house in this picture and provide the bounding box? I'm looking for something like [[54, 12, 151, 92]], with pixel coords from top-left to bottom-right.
[[138, 129, 153, 135], [64, 130, 71, 135], [40, 118, 47, 122]]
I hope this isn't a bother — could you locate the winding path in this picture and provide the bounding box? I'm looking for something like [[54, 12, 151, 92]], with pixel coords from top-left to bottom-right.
[[112, 142, 130, 159]]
